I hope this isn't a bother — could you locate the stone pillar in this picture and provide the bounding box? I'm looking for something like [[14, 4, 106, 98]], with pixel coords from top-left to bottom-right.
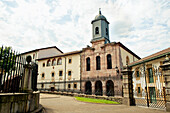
[[102, 81, 106, 96], [160, 56, 170, 112], [121, 66, 135, 106], [92, 82, 95, 95], [23, 56, 33, 93]]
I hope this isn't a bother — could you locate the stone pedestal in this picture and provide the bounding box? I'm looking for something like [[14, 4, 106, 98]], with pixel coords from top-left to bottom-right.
[[122, 66, 135, 106], [160, 58, 170, 112], [23, 64, 33, 93]]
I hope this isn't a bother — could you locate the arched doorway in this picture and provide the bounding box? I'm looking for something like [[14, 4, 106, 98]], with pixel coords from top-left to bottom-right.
[[95, 80, 103, 96], [85, 81, 92, 95], [106, 80, 114, 96]]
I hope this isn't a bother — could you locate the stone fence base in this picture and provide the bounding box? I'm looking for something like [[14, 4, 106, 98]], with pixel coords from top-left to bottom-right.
[[41, 91, 123, 104], [0, 91, 40, 113]]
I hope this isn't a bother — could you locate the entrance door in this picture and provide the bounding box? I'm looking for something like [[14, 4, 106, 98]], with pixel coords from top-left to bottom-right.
[[106, 80, 114, 96], [95, 80, 103, 96], [149, 87, 156, 103], [85, 81, 92, 95]]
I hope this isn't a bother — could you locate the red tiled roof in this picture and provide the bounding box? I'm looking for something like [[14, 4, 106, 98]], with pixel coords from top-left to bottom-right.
[[129, 47, 170, 66]]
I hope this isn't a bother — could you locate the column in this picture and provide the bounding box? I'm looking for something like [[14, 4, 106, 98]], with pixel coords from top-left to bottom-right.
[[160, 56, 170, 112], [121, 66, 135, 106]]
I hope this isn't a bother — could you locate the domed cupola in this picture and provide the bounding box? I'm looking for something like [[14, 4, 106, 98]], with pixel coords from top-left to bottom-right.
[[91, 9, 110, 44]]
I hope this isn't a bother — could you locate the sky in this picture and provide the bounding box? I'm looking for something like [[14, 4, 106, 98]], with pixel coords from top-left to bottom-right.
[[0, 0, 169, 58]]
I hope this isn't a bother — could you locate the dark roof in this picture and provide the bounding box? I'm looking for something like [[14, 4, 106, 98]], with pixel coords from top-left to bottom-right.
[[129, 47, 170, 67], [37, 50, 82, 61], [20, 46, 63, 55]]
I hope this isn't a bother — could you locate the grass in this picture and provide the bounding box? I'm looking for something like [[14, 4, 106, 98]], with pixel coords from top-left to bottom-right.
[[75, 97, 120, 104]]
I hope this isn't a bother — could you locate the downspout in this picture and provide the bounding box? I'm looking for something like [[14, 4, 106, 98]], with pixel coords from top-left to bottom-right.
[[143, 63, 149, 107], [64, 57, 66, 91], [80, 54, 82, 93]]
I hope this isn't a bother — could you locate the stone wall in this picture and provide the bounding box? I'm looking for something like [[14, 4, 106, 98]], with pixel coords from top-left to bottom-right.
[[0, 91, 40, 113]]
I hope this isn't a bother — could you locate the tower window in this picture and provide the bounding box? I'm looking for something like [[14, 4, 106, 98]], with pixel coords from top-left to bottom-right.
[[106, 28, 108, 35], [43, 63, 45, 67], [42, 73, 45, 78], [95, 27, 99, 34], [96, 56, 101, 70], [52, 59, 56, 66], [86, 57, 90, 71]]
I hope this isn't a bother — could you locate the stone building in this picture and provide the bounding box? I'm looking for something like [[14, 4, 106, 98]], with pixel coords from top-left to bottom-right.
[[37, 50, 82, 92], [129, 47, 170, 109], [81, 10, 140, 96]]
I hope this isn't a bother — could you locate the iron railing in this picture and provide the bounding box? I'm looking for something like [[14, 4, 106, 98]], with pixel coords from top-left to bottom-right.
[[0, 46, 26, 93]]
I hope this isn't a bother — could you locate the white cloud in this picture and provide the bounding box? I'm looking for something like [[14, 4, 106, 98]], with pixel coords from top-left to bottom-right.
[[0, 0, 169, 58]]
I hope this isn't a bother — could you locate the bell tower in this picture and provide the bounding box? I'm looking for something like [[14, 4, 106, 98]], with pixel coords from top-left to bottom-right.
[[91, 9, 110, 44]]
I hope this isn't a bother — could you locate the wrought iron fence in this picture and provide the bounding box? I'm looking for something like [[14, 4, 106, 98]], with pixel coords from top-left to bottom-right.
[[0, 46, 26, 93]]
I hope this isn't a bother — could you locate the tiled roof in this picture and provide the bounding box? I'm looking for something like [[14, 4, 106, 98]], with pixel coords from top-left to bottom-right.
[[129, 47, 170, 66], [37, 50, 82, 61], [20, 46, 63, 55]]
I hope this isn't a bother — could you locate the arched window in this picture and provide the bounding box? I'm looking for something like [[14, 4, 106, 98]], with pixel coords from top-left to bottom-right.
[[52, 58, 56, 66], [47, 59, 51, 66], [57, 58, 62, 65], [126, 56, 130, 65], [106, 28, 108, 35], [95, 27, 99, 34], [96, 56, 100, 70], [86, 57, 90, 71], [107, 54, 112, 69]]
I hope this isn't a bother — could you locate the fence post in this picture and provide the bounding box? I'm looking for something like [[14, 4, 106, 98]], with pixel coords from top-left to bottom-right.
[[23, 56, 33, 93], [160, 55, 170, 112], [121, 65, 135, 106]]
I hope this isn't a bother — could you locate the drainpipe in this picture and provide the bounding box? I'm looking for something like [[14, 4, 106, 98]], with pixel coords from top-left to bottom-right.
[[143, 63, 149, 107], [64, 57, 66, 91], [80, 54, 82, 93]]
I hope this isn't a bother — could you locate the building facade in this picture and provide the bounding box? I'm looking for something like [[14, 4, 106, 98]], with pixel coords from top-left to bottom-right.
[[81, 10, 140, 96], [129, 47, 170, 108], [37, 50, 82, 92]]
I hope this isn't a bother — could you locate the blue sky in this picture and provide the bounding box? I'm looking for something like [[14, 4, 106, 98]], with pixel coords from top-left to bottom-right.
[[0, 0, 169, 58]]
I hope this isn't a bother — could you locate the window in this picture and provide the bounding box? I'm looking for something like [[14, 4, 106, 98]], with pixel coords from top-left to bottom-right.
[[41, 84, 44, 88], [86, 57, 90, 71], [47, 60, 51, 66], [106, 28, 108, 35], [138, 87, 140, 93], [59, 71, 63, 76], [137, 71, 139, 77], [52, 72, 54, 77], [68, 71, 71, 76], [68, 84, 71, 89], [96, 56, 100, 70], [95, 27, 99, 34], [68, 58, 72, 64], [148, 68, 154, 83], [74, 83, 77, 89], [52, 59, 56, 66], [42, 73, 45, 78], [107, 54, 112, 69], [43, 63, 45, 67], [57, 58, 62, 65], [126, 56, 130, 65], [33, 54, 35, 59]]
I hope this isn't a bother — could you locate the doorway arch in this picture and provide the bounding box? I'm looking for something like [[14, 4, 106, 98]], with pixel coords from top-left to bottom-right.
[[85, 81, 92, 95], [106, 80, 114, 96], [95, 80, 103, 96]]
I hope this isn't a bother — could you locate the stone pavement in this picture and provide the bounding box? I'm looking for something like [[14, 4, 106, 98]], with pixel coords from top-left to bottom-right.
[[40, 93, 168, 113]]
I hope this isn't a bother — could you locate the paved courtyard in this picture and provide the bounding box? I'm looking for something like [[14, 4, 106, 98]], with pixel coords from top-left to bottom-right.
[[40, 93, 167, 113]]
